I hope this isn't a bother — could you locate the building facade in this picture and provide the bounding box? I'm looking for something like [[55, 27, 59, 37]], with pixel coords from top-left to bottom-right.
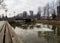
[[29, 10, 34, 19], [57, 6, 60, 20], [23, 11, 27, 19]]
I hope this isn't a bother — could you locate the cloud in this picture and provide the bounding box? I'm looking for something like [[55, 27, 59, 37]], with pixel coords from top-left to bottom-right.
[[4, 0, 54, 17]]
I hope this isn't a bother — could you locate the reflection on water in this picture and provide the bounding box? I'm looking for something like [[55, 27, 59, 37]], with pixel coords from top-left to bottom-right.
[[13, 23, 60, 43]]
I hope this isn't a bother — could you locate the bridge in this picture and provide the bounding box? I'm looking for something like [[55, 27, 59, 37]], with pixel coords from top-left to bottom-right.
[[0, 21, 23, 43]]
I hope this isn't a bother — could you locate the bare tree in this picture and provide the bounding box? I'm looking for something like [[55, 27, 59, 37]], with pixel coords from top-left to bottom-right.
[[51, 1, 56, 20], [36, 7, 41, 20], [46, 3, 50, 20], [43, 7, 46, 19], [0, 0, 4, 5]]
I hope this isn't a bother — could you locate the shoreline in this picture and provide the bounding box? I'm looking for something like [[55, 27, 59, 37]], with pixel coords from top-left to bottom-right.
[[36, 20, 60, 26]]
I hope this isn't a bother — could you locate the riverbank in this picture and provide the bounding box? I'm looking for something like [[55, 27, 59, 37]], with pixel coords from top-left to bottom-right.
[[8, 20, 60, 27], [36, 20, 60, 25]]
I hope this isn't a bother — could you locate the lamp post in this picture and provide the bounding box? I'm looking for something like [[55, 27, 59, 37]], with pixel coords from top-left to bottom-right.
[[5, 9, 8, 20], [14, 11, 15, 17]]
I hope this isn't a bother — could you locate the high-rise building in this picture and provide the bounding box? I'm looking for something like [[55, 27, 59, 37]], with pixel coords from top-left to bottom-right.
[[56, 0, 60, 20], [57, 6, 60, 20], [29, 10, 34, 16], [58, 0, 60, 6], [29, 10, 34, 19], [23, 11, 27, 18], [36, 7, 41, 20]]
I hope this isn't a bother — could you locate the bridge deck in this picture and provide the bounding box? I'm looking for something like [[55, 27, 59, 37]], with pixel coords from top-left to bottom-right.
[[0, 21, 22, 43]]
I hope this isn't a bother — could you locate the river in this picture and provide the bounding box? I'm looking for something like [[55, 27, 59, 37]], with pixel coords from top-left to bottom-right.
[[12, 23, 60, 43]]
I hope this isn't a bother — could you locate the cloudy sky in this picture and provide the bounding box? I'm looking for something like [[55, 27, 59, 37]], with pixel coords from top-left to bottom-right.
[[2, 0, 56, 17]]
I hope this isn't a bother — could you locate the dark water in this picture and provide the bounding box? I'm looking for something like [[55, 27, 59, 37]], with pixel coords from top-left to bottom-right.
[[13, 23, 60, 43]]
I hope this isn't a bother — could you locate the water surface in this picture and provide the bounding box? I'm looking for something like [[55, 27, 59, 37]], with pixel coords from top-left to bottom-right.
[[14, 23, 60, 43]]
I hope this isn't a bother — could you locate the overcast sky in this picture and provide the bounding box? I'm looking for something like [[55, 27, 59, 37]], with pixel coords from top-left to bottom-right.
[[1, 0, 56, 17]]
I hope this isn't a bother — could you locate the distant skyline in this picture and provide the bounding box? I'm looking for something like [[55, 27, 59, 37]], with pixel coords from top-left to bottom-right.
[[0, 0, 57, 17]]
